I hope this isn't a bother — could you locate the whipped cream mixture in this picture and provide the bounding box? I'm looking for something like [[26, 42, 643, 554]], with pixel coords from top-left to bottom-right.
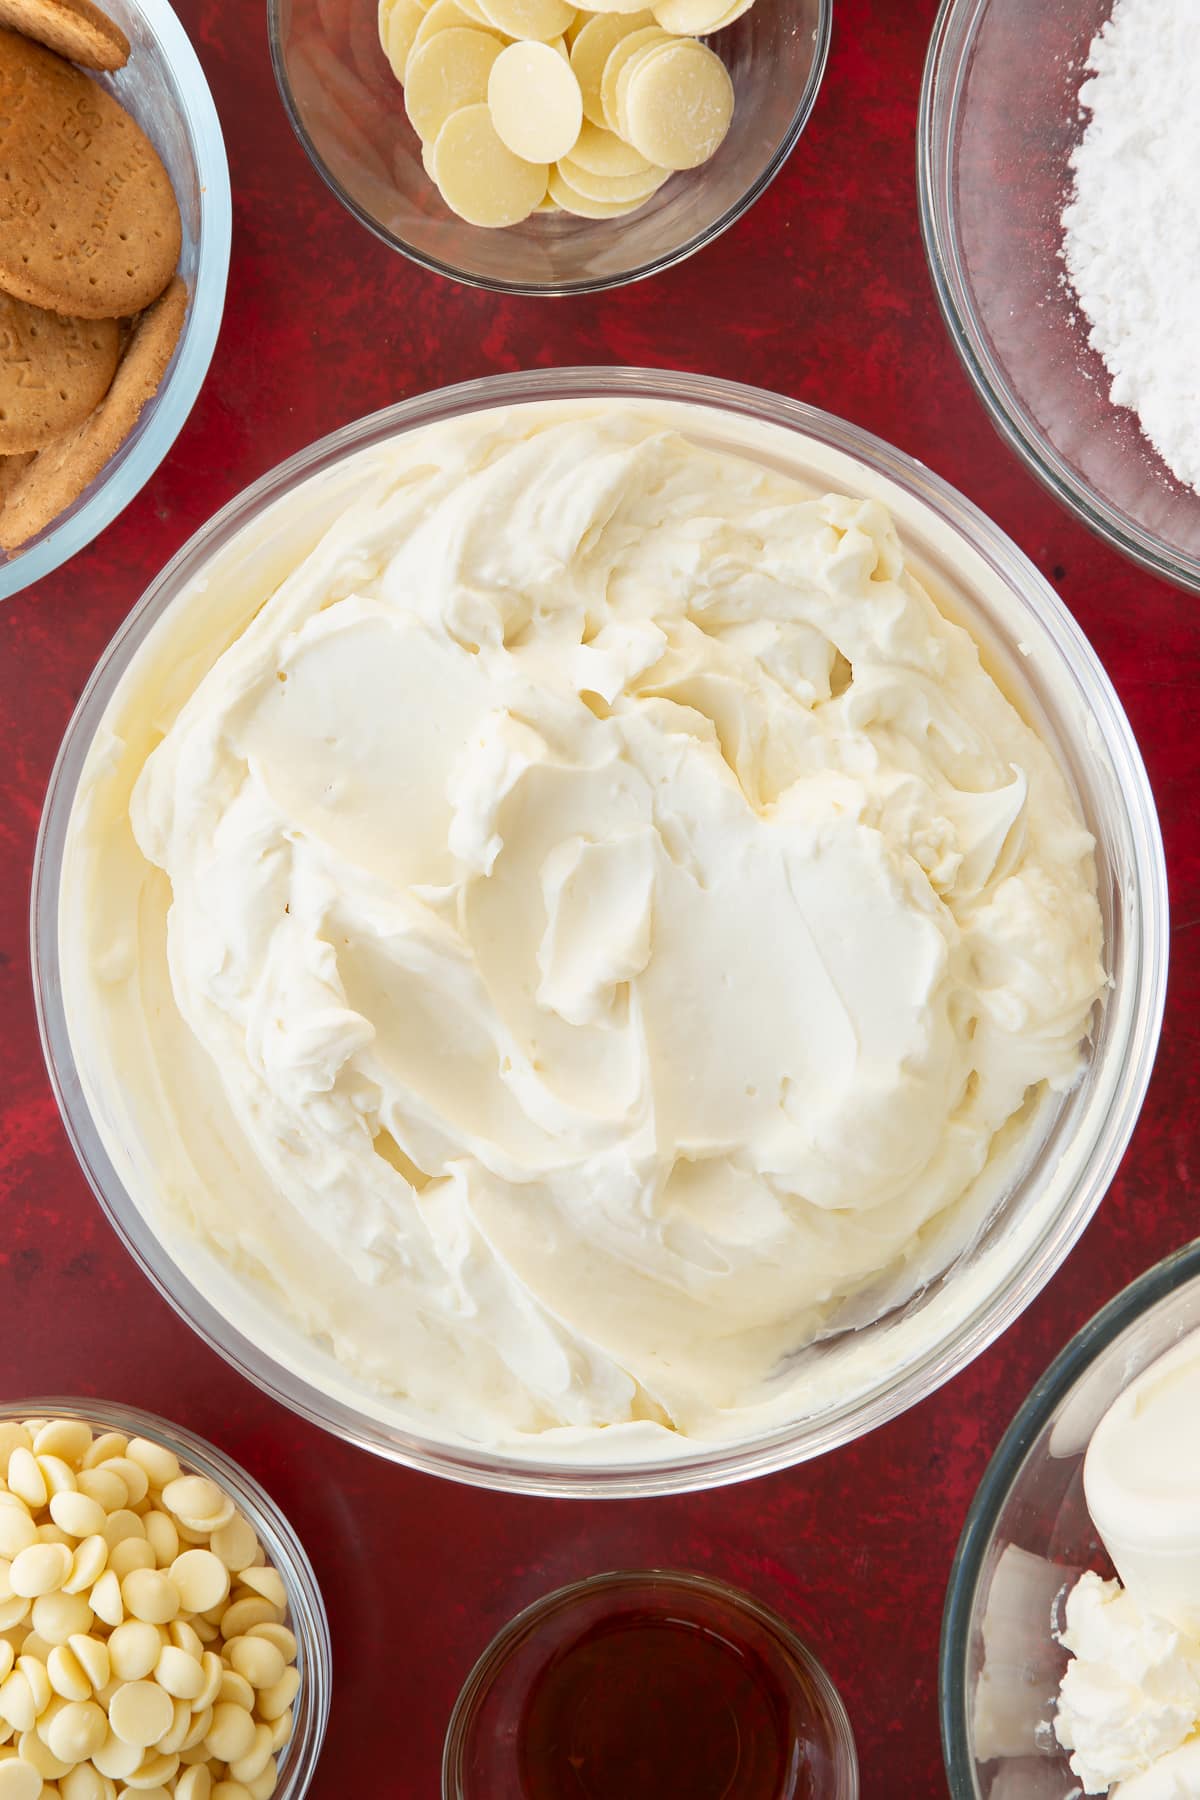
[[1057, 1329, 1200, 1793], [63, 407, 1105, 1449]]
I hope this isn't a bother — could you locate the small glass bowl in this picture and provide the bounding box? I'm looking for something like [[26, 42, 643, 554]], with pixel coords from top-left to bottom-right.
[[0, 0, 232, 603], [267, 0, 831, 295], [0, 1397, 331, 1800], [919, 0, 1200, 592], [33, 368, 1167, 1497], [442, 1569, 859, 1800], [940, 1239, 1200, 1798]]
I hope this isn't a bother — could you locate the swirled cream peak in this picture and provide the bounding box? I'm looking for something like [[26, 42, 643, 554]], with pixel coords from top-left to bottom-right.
[[101, 409, 1103, 1445]]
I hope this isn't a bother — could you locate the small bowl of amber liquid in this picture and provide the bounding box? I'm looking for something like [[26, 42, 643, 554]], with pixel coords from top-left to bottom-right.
[[442, 1569, 858, 1799]]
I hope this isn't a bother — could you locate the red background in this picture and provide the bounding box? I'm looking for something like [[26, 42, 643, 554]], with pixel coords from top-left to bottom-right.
[[1, 1, 1195, 1794]]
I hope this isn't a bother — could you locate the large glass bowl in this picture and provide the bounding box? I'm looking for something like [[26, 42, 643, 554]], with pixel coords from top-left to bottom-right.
[[940, 1239, 1200, 1799], [0, 0, 232, 604], [919, 0, 1200, 592], [0, 1397, 331, 1800], [267, 0, 831, 295], [32, 367, 1167, 1497]]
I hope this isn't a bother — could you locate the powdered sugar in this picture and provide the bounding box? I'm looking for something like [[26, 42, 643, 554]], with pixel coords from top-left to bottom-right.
[[1061, 0, 1200, 495]]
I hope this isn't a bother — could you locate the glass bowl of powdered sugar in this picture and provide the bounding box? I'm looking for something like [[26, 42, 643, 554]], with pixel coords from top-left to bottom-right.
[[919, 0, 1200, 593]]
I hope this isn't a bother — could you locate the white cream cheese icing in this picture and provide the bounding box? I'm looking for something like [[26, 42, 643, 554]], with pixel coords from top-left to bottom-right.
[[60, 405, 1105, 1450], [1055, 1329, 1200, 1793], [1057, 1574, 1200, 1794]]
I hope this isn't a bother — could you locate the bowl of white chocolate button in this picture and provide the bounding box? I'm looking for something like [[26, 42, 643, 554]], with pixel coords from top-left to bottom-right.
[[32, 368, 1167, 1498], [267, 0, 832, 292], [0, 1404, 330, 1800]]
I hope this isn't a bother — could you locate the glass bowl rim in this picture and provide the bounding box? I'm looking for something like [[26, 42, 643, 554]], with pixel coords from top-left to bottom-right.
[[0, 0, 233, 604], [0, 1394, 332, 1800], [31, 364, 1169, 1498], [916, 0, 1200, 596], [938, 1235, 1200, 1796], [265, 0, 833, 297], [440, 1565, 859, 1800]]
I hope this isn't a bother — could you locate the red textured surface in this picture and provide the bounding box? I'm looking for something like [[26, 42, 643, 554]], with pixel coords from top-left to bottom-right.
[[0, 2, 1194, 1795]]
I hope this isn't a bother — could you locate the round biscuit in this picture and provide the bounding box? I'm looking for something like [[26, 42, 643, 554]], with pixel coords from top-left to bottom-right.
[[0, 0, 129, 71], [0, 29, 181, 318], [0, 293, 119, 453], [0, 275, 186, 551]]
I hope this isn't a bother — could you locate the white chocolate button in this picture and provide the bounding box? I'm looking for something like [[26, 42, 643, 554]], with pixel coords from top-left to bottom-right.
[[255, 1666, 300, 1723], [620, 35, 732, 166], [0, 1426, 32, 1475], [404, 26, 504, 142], [140, 1516, 178, 1574], [0, 1759, 42, 1800], [208, 1520, 256, 1578], [232, 1569, 285, 1612], [411, 0, 490, 55], [75, 1473, 126, 1516], [80, 1433, 127, 1473], [0, 1670, 36, 1734], [87, 1571, 122, 1632], [160, 1481, 222, 1527], [154, 1647, 204, 1702], [108, 1680, 173, 1749], [569, 10, 653, 125], [47, 1697, 107, 1762], [92, 1728, 143, 1780], [108, 1624, 161, 1685], [97, 1462, 147, 1510], [6, 1453, 47, 1512], [175, 1768, 213, 1800], [62, 1538, 107, 1599], [61, 1760, 108, 1800], [384, 0, 426, 77], [168, 1555, 228, 1618], [46, 1645, 90, 1702], [120, 1572, 178, 1629], [228, 1721, 273, 1786], [166, 1621, 202, 1660], [488, 40, 583, 161], [126, 1443, 181, 1494], [109, 1541, 155, 1583], [598, 23, 667, 130], [17, 1724, 73, 1779], [226, 1638, 284, 1692], [566, 117, 652, 175], [556, 154, 664, 202], [47, 1494, 106, 1544], [653, 0, 736, 27], [477, 0, 575, 39], [547, 164, 650, 213], [216, 1671, 254, 1713], [30, 1591, 93, 1646], [204, 1703, 256, 1764], [67, 1636, 108, 1697], [101, 1514, 143, 1554], [35, 1458, 77, 1501], [433, 103, 548, 224], [0, 1517, 37, 1562], [193, 1654, 223, 1715], [10, 1545, 72, 1600], [131, 1749, 180, 1788]]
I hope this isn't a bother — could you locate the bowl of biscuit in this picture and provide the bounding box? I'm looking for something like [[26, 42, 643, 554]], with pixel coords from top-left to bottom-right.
[[0, 0, 231, 601]]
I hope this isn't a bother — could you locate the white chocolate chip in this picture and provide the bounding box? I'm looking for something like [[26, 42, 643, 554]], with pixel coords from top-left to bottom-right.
[[488, 40, 583, 161], [108, 1679, 173, 1749], [204, 1702, 256, 1764], [9, 1545, 72, 1600], [6, 1455, 46, 1514], [48, 1494, 106, 1544], [154, 1646, 204, 1702]]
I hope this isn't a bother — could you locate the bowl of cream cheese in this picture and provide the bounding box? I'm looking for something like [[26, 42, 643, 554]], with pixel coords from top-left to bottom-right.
[[32, 368, 1167, 1495], [941, 1238, 1200, 1799]]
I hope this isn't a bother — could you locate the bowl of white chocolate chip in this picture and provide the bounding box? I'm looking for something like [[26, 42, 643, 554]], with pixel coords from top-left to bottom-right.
[[0, 1404, 330, 1800], [267, 0, 831, 292]]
